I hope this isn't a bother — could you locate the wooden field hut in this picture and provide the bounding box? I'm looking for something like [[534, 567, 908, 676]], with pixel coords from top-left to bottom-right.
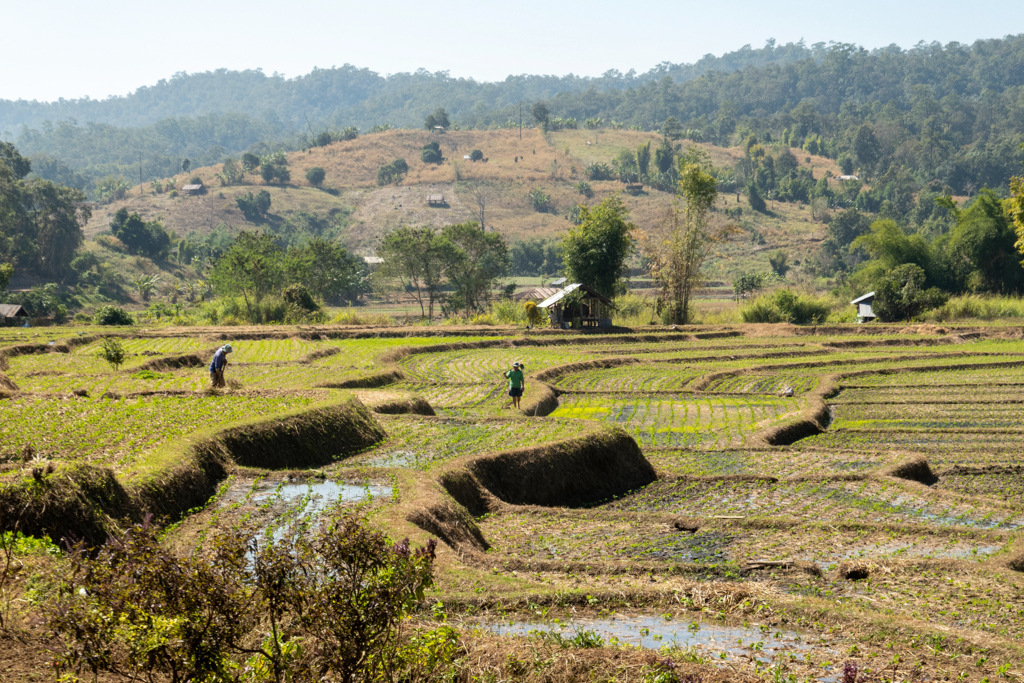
[[181, 183, 204, 195], [538, 283, 613, 328], [0, 304, 28, 320]]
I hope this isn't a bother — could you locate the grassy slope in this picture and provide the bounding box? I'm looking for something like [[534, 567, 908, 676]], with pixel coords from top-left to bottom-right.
[[83, 128, 845, 285]]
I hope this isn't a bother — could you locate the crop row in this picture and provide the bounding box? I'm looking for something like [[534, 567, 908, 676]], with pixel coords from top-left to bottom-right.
[[599, 478, 1020, 529], [478, 513, 1002, 566], [343, 415, 592, 470], [550, 394, 803, 449], [702, 373, 819, 394], [831, 403, 1024, 430], [0, 393, 319, 467], [796, 429, 1024, 460], [645, 449, 901, 479], [553, 365, 701, 392]]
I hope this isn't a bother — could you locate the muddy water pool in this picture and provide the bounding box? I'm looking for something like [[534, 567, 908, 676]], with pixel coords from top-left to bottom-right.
[[479, 615, 834, 664]]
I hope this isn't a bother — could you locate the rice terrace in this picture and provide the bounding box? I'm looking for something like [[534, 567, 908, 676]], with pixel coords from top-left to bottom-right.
[[1, 320, 1023, 682]]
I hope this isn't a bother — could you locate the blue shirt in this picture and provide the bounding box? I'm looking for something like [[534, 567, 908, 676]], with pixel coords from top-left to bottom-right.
[[209, 348, 228, 372]]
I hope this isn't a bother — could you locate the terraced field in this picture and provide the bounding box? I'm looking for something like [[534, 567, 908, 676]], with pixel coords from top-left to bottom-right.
[[3, 323, 1024, 683]]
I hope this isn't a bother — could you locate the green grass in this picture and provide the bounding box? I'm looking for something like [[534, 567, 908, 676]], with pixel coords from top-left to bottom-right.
[[0, 393, 321, 467], [343, 415, 594, 470], [550, 394, 803, 449]]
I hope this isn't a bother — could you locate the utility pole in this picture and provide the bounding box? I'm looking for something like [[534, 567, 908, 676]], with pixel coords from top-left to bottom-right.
[[519, 101, 522, 140]]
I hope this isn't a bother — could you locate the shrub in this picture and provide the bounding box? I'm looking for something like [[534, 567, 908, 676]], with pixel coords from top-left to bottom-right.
[[585, 162, 615, 181], [741, 290, 830, 324], [420, 142, 443, 164], [575, 181, 593, 198], [330, 309, 396, 325], [492, 299, 525, 325], [524, 301, 546, 326], [96, 338, 127, 370], [48, 513, 437, 683], [306, 166, 326, 187], [378, 159, 409, 185], [469, 149, 483, 161], [282, 283, 318, 312], [874, 263, 948, 321], [529, 188, 551, 212], [93, 305, 134, 326]]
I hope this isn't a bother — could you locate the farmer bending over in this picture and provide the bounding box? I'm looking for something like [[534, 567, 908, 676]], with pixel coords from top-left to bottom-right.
[[504, 361, 526, 409], [209, 344, 233, 388]]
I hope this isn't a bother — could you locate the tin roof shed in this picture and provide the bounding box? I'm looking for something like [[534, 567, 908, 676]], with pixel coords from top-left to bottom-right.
[[0, 304, 28, 318], [850, 292, 876, 321]]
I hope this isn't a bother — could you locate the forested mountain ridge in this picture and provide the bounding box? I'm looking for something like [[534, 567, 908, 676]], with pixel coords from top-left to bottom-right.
[[4, 35, 1024, 205], [0, 40, 819, 132]]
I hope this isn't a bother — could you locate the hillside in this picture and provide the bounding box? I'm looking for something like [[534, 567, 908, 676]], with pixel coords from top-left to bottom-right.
[[85, 127, 843, 286]]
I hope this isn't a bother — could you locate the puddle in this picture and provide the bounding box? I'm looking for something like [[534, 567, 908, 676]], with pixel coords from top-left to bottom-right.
[[251, 480, 391, 517], [217, 477, 392, 545], [804, 542, 1002, 568], [482, 615, 830, 663]]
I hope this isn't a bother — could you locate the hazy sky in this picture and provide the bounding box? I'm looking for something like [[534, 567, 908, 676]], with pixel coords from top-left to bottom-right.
[[5, 0, 1024, 102]]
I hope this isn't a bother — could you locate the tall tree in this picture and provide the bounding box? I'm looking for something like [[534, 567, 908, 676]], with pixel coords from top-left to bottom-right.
[[285, 238, 365, 303], [642, 151, 726, 325], [636, 141, 652, 177], [210, 231, 285, 322], [442, 221, 509, 315], [377, 227, 456, 320], [561, 196, 635, 299]]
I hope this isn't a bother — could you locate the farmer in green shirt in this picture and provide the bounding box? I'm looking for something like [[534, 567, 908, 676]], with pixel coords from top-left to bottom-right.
[[504, 361, 526, 409]]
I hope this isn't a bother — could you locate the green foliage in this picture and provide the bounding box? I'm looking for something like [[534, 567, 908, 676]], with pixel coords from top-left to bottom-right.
[[636, 141, 652, 177], [768, 250, 789, 278], [284, 237, 366, 303], [528, 187, 551, 212], [469, 149, 483, 161], [235, 189, 272, 221], [377, 158, 409, 185], [420, 141, 443, 164], [109, 208, 171, 259], [585, 162, 615, 181], [210, 231, 286, 322], [646, 152, 722, 325], [740, 289, 830, 324], [524, 300, 546, 326], [531, 102, 550, 125], [654, 137, 675, 173], [377, 226, 457, 319], [0, 262, 12, 291], [282, 283, 318, 311], [97, 337, 127, 370], [873, 263, 949, 321], [305, 166, 326, 187], [562, 196, 635, 299], [0, 146, 90, 280], [574, 181, 593, 198], [509, 237, 562, 276], [93, 305, 134, 326], [260, 164, 290, 184], [48, 514, 437, 683], [241, 152, 260, 173], [216, 158, 244, 186], [945, 190, 1023, 294], [424, 107, 450, 130], [733, 272, 768, 299], [747, 183, 767, 212], [442, 222, 509, 315]]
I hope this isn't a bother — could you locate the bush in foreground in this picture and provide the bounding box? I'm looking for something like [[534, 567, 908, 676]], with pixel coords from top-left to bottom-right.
[[49, 513, 438, 682], [741, 289, 830, 324], [92, 305, 134, 326]]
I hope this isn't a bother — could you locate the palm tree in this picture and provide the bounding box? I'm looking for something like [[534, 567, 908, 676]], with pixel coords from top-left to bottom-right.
[[132, 274, 162, 302], [166, 281, 183, 304]]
